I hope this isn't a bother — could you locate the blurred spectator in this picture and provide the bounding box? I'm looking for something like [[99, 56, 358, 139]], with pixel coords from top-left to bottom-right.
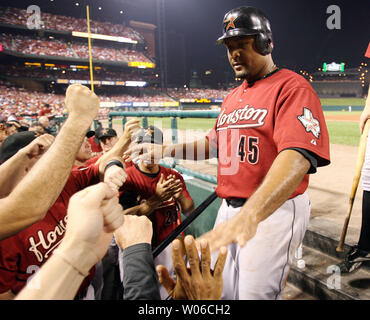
[[28, 122, 46, 136], [0, 120, 7, 147]]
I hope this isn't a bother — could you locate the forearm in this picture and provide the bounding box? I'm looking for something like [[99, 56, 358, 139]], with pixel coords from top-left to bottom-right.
[[240, 150, 310, 224], [163, 137, 210, 161], [123, 196, 161, 216], [15, 253, 85, 300], [177, 196, 194, 216], [0, 117, 89, 239], [16, 241, 96, 300], [0, 150, 29, 198], [98, 134, 131, 166]]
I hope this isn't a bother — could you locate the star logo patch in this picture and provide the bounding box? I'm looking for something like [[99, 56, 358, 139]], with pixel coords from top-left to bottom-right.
[[297, 107, 321, 139], [224, 17, 236, 31]]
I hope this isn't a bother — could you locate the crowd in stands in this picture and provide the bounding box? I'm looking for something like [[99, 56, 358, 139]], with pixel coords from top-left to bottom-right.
[[0, 65, 149, 82], [0, 82, 176, 121], [0, 33, 151, 63], [99, 93, 175, 103], [0, 81, 233, 121], [0, 83, 65, 118], [168, 87, 229, 100], [0, 6, 145, 42]]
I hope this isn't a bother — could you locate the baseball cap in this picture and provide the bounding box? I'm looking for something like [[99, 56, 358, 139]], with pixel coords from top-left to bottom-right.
[[86, 130, 95, 138], [0, 131, 37, 163], [96, 128, 117, 140], [136, 126, 163, 145]]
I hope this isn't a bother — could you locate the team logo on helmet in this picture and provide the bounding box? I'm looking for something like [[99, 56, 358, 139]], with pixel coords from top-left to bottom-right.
[[224, 16, 236, 31], [297, 107, 321, 139]]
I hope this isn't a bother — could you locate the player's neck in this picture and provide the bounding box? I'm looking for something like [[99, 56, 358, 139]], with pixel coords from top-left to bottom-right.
[[247, 58, 277, 83], [138, 161, 160, 174]]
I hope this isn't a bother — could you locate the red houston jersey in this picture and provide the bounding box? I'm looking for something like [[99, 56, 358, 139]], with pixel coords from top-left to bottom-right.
[[207, 69, 330, 199], [120, 165, 192, 247], [0, 164, 100, 296]]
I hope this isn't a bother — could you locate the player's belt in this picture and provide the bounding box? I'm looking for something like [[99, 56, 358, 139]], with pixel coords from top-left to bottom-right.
[[225, 197, 247, 208]]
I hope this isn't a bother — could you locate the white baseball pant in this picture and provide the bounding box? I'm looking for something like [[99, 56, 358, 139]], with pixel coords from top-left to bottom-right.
[[361, 133, 370, 192], [211, 192, 310, 300]]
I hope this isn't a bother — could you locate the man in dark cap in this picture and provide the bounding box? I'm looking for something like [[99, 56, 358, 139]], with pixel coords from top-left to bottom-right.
[[97, 128, 119, 154]]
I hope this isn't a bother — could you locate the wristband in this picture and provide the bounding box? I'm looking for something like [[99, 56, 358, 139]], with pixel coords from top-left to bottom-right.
[[53, 249, 90, 277], [104, 159, 124, 174]]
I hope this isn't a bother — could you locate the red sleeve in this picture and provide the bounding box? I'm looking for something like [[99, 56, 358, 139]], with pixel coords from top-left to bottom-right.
[[0, 238, 19, 293], [69, 163, 101, 190], [273, 87, 330, 167], [206, 125, 218, 151]]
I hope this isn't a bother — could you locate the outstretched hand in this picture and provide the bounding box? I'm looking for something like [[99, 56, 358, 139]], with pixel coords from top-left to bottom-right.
[[157, 235, 227, 300], [125, 142, 165, 165], [195, 209, 258, 253]]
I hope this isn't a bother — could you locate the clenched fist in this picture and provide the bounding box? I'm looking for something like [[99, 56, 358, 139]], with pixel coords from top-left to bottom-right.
[[21, 134, 55, 160], [64, 84, 100, 127]]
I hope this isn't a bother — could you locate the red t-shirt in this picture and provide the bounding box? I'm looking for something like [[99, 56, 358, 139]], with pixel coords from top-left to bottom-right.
[[0, 164, 100, 296], [120, 165, 192, 247], [207, 69, 330, 199]]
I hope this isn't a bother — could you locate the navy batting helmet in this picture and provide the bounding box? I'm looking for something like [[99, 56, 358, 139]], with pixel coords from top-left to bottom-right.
[[216, 6, 273, 56]]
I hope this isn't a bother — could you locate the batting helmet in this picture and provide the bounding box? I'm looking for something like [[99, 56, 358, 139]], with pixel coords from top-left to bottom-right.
[[216, 6, 273, 56]]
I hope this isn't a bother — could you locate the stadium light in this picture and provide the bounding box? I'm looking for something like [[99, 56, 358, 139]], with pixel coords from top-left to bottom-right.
[[120, 10, 124, 14], [98, 7, 102, 10], [75, 2, 79, 6]]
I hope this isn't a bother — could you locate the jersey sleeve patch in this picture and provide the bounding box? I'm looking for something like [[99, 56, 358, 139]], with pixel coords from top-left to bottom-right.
[[297, 107, 321, 139]]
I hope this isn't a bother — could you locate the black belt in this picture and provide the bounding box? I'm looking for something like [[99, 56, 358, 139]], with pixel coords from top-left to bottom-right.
[[225, 197, 247, 208]]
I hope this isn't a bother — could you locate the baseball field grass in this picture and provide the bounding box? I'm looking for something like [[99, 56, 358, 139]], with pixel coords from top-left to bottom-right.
[[113, 110, 363, 146], [325, 121, 361, 146], [320, 98, 365, 106]]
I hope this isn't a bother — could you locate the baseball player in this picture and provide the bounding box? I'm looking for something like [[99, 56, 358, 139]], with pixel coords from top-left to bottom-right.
[[128, 6, 330, 300], [337, 89, 370, 272], [115, 126, 194, 299]]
